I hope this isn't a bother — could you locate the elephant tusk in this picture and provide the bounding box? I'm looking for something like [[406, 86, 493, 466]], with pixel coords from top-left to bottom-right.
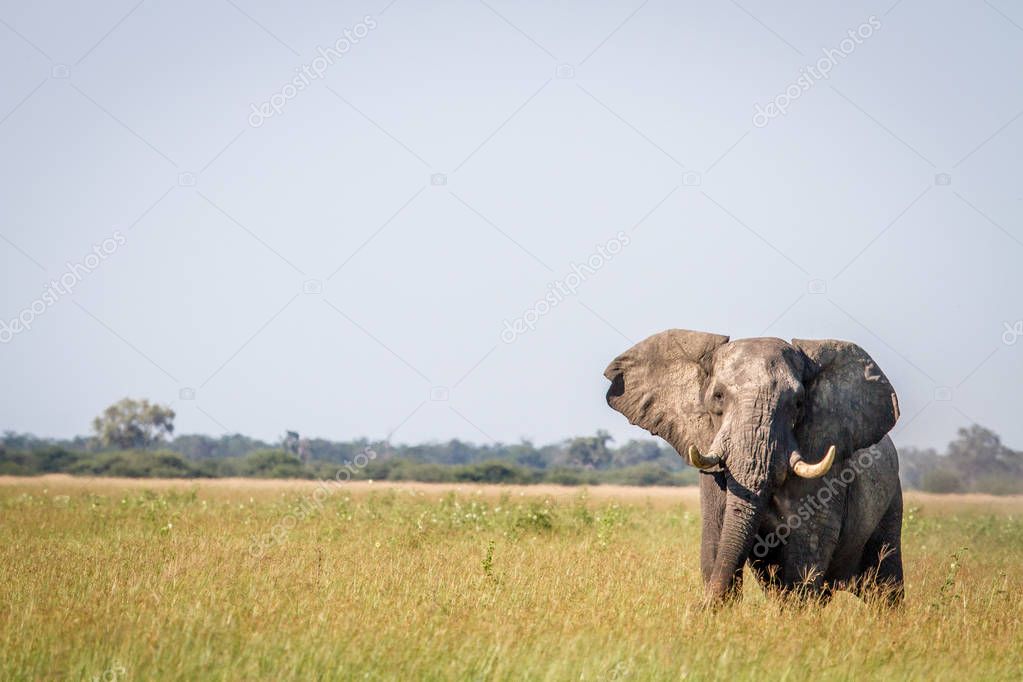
[[790, 445, 837, 479], [687, 444, 721, 469]]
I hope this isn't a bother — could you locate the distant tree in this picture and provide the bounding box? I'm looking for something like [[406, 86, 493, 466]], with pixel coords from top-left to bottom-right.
[[612, 439, 684, 470], [168, 434, 271, 460], [566, 430, 614, 469], [947, 425, 1022, 485], [505, 440, 547, 469], [898, 446, 942, 489], [304, 437, 373, 464], [92, 398, 175, 449], [172, 434, 216, 459], [282, 431, 301, 455], [2, 431, 34, 450]]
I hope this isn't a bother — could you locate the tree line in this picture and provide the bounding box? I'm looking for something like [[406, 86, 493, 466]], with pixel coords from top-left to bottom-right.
[[2, 399, 1022, 493]]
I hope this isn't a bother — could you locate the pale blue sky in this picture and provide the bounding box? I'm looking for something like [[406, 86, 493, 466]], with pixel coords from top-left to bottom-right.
[[1, 0, 1021, 451]]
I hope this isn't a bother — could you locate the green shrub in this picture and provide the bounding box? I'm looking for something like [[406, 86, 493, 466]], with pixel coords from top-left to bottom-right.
[[0, 448, 81, 476], [69, 450, 205, 478], [454, 461, 536, 484], [601, 464, 696, 487], [0, 450, 37, 475], [920, 469, 964, 494], [972, 475, 1023, 496], [232, 450, 308, 478], [544, 468, 598, 486]]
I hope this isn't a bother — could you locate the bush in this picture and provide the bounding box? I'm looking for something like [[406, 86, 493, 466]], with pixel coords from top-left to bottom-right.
[[69, 450, 206, 478], [972, 475, 1023, 496], [31, 447, 82, 473], [0, 450, 38, 476], [543, 468, 599, 486], [454, 461, 536, 484], [231, 450, 308, 478], [920, 468, 964, 494], [0, 448, 81, 476], [601, 464, 697, 487]]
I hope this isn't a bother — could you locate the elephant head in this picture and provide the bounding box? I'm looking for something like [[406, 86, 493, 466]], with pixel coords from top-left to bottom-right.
[[603, 330, 899, 601]]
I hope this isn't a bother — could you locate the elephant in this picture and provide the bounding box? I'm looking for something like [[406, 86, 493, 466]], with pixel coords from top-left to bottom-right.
[[603, 329, 904, 605]]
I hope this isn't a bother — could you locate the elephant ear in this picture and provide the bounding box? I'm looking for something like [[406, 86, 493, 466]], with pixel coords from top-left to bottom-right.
[[604, 329, 729, 457], [792, 339, 900, 460]]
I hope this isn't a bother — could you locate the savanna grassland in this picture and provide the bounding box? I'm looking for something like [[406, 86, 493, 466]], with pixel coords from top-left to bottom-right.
[[1, 476, 1021, 680]]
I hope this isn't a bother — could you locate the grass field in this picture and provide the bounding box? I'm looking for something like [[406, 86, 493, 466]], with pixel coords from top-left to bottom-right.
[[1, 476, 1021, 680]]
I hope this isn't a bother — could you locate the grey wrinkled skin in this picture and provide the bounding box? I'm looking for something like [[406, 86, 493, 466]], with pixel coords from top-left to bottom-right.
[[604, 330, 904, 605]]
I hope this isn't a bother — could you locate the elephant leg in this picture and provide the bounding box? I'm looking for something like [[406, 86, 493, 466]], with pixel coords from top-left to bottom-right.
[[778, 507, 844, 602], [853, 488, 904, 606]]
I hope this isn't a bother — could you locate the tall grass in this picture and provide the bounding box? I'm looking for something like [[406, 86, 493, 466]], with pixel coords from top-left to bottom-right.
[[1, 477, 1020, 680]]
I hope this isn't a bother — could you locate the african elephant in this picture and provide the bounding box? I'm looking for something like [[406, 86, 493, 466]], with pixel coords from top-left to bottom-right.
[[603, 330, 904, 605]]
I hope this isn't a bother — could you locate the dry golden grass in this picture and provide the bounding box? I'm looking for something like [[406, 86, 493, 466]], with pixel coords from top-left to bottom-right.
[[1, 475, 1021, 680]]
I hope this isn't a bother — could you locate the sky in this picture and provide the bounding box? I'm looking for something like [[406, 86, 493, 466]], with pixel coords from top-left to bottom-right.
[[1, 0, 1022, 452]]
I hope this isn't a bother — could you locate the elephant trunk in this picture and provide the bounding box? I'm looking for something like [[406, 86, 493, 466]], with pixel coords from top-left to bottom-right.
[[703, 400, 779, 602], [706, 483, 764, 601]]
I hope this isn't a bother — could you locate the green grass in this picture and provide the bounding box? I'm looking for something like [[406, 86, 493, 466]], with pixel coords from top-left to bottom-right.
[[1, 477, 1021, 680]]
